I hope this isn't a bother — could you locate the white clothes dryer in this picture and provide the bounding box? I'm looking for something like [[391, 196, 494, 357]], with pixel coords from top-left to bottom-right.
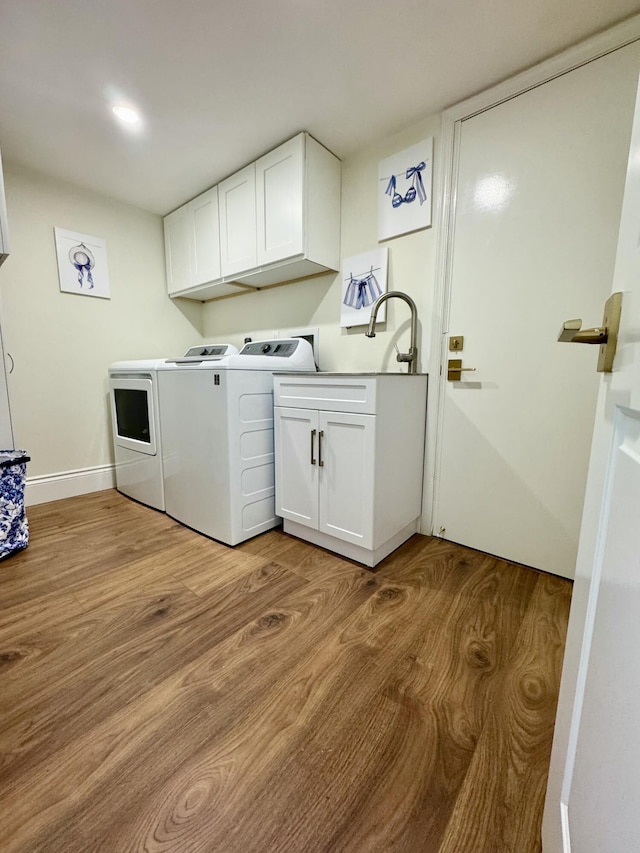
[[157, 338, 316, 545], [108, 344, 237, 511]]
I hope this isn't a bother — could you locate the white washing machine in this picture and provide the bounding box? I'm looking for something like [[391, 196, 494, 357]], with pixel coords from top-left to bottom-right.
[[157, 338, 316, 545], [108, 344, 237, 511]]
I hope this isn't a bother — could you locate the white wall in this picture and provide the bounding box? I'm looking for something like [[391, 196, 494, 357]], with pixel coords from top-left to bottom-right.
[[0, 162, 203, 483], [201, 115, 441, 373]]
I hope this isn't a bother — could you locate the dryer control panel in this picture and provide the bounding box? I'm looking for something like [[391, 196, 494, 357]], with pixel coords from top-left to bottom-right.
[[239, 340, 299, 357]]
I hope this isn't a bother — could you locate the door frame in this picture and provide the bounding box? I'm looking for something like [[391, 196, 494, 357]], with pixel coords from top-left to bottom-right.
[[422, 13, 640, 537]]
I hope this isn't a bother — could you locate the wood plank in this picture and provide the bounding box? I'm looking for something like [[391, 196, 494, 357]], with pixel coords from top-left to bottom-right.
[[171, 540, 266, 596], [272, 533, 370, 582]]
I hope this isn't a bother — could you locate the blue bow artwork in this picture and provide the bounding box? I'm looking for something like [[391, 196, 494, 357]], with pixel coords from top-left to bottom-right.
[[385, 162, 428, 209], [378, 138, 433, 241], [69, 243, 95, 289], [343, 270, 382, 310]]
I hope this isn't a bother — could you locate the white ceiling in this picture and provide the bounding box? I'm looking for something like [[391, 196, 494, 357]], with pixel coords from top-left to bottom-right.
[[1, 0, 640, 215]]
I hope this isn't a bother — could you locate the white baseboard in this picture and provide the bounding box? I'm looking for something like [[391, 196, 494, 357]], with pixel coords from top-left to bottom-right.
[[25, 463, 116, 506]]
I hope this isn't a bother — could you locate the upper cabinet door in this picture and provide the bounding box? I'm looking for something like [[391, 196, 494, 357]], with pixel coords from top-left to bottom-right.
[[191, 186, 221, 285], [256, 135, 304, 266], [164, 204, 192, 295], [218, 164, 257, 277]]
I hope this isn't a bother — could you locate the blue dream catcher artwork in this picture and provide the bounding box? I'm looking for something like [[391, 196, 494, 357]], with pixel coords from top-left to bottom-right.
[[340, 247, 389, 328], [378, 138, 433, 241], [54, 228, 110, 299]]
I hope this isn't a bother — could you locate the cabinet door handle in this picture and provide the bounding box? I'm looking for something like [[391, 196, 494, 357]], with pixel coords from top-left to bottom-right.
[[310, 429, 316, 465], [318, 430, 325, 467]]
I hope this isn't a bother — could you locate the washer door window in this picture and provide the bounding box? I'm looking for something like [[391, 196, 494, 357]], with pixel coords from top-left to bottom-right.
[[110, 377, 157, 456]]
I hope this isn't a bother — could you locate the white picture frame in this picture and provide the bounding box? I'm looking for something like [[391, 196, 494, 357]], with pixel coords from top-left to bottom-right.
[[378, 138, 433, 241], [54, 228, 110, 299], [340, 247, 389, 328]]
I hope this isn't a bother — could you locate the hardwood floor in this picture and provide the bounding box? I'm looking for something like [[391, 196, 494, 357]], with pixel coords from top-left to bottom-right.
[[0, 491, 572, 852]]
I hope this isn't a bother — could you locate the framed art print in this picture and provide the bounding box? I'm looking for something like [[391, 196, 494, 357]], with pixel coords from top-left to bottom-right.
[[378, 138, 433, 241], [340, 247, 389, 328], [54, 228, 110, 299]]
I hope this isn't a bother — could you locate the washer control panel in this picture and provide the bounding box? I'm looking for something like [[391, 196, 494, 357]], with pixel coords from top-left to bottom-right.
[[183, 344, 237, 358]]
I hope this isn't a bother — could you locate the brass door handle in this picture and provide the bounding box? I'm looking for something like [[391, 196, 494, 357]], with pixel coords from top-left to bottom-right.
[[447, 359, 477, 381], [571, 327, 607, 344], [310, 429, 316, 465], [318, 430, 325, 467], [558, 292, 622, 372], [558, 319, 607, 344]]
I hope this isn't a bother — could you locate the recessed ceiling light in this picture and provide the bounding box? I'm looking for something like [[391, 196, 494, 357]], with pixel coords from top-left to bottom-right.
[[112, 105, 141, 125]]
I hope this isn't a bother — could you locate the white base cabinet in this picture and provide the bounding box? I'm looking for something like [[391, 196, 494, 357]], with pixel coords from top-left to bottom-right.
[[274, 374, 428, 567]]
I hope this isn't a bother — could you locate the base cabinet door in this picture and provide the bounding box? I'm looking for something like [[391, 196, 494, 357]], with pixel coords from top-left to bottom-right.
[[274, 407, 318, 529], [318, 411, 375, 548]]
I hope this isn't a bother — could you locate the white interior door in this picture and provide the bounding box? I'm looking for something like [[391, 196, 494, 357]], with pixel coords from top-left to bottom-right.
[[542, 71, 640, 853], [433, 43, 640, 578]]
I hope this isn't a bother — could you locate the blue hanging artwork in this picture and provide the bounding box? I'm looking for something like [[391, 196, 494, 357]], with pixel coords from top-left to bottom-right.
[[384, 161, 428, 209], [69, 243, 95, 289], [378, 139, 433, 241], [54, 228, 111, 299], [340, 247, 389, 328], [343, 269, 382, 310]]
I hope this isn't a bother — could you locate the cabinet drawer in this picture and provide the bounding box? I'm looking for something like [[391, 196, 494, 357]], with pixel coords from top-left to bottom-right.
[[274, 376, 377, 414]]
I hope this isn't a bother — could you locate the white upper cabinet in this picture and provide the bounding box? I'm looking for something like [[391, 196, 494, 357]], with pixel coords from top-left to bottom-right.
[[256, 136, 304, 266], [0, 148, 9, 266], [164, 187, 241, 300], [218, 163, 257, 277], [164, 204, 192, 294], [191, 187, 221, 285], [163, 132, 341, 302]]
